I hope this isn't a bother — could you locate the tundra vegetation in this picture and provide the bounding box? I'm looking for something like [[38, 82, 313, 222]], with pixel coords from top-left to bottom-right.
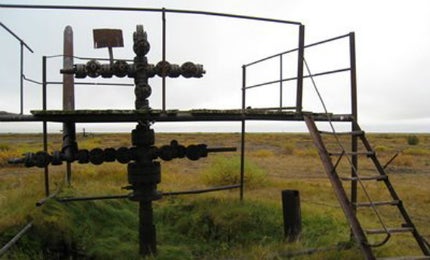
[[0, 133, 429, 259]]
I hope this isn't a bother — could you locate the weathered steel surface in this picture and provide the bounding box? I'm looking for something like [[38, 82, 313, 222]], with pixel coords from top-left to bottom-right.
[[282, 190, 301, 242], [62, 26, 76, 185], [304, 115, 375, 260], [63, 26, 74, 111], [93, 29, 123, 48], [0, 222, 33, 256], [29, 109, 352, 123]]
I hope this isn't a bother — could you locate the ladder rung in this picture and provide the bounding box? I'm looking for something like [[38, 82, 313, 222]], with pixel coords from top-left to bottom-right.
[[355, 200, 400, 207], [366, 227, 414, 235], [318, 130, 365, 136], [377, 256, 430, 260], [329, 151, 375, 156], [341, 175, 388, 181]]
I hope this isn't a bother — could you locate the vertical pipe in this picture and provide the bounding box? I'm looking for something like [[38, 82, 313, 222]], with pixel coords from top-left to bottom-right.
[[240, 66, 246, 201], [349, 32, 358, 213], [108, 47, 114, 66], [279, 55, 283, 109], [63, 26, 75, 186], [42, 56, 49, 197], [20, 42, 24, 115], [296, 25, 305, 112], [63, 26, 74, 109], [161, 8, 166, 112], [139, 200, 156, 256]]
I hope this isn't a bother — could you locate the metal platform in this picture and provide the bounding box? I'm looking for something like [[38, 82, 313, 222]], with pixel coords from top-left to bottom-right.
[[0, 109, 353, 123]]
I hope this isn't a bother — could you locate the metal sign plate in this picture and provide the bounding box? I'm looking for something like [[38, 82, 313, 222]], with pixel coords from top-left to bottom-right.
[[93, 29, 124, 48]]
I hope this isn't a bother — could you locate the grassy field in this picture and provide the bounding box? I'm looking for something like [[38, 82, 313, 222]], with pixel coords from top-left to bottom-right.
[[0, 132, 429, 259]]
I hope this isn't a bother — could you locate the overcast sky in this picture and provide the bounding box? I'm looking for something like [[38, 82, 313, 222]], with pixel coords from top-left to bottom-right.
[[1, 0, 430, 133]]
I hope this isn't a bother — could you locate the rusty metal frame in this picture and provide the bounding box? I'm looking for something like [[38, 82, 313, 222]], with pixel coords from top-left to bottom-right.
[[0, 4, 305, 203], [0, 22, 34, 115], [56, 184, 241, 203], [0, 4, 302, 25], [0, 4, 364, 257], [0, 19, 359, 206], [242, 31, 359, 218]]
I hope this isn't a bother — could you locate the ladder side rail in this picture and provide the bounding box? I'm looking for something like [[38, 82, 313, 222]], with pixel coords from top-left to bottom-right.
[[353, 122, 430, 255], [304, 115, 375, 260]]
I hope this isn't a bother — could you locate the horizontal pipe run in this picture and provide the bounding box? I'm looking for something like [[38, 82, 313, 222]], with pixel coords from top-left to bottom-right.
[[44, 54, 134, 62], [0, 222, 33, 256], [163, 184, 241, 196], [57, 194, 129, 202], [23, 77, 133, 87], [73, 56, 134, 62], [57, 185, 241, 203], [57, 82, 134, 87], [0, 4, 301, 25], [304, 33, 351, 49], [245, 68, 351, 90], [36, 187, 61, 207], [74, 82, 134, 87], [244, 33, 351, 67], [207, 147, 237, 153]]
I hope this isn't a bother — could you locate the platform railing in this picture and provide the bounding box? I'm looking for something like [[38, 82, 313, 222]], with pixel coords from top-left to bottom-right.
[[241, 31, 359, 212], [242, 32, 357, 118], [0, 22, 34, 115], [0, 4, 303, 115], [0, 4, 304, 255]]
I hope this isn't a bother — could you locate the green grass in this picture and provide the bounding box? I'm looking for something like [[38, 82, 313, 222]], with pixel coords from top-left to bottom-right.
[[201, 155, 268, 188], [1, 133, 429, 259], [1, 195, 360, 259]]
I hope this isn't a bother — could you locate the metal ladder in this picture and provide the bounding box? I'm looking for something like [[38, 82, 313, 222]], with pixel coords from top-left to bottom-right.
[[304, 114, 430, 260]]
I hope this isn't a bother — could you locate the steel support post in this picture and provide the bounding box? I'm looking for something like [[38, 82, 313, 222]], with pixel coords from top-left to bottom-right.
[[279, 55, 283, 109], [20, 42, 24, 115], [349, 32, 358, 213], [296, 25, 305, 112], [240, 119, 245, 201], [240, 66, 246, 201], [42, 56, 49, 197], [161, 8, 167, 112]]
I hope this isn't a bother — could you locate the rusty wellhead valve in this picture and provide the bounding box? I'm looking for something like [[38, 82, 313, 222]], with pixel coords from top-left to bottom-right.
[[60, 24, 206, 110], [10, 140, 234, 168], [61, 60, 205, 79], [86, 59, 101, 78], [27, 24, 220, 257]]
